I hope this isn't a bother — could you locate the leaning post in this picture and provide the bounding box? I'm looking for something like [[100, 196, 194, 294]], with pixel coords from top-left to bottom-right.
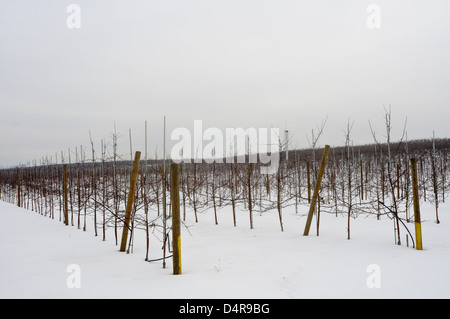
[[303, 145, 330, 236], [120, 151, 141, 252]]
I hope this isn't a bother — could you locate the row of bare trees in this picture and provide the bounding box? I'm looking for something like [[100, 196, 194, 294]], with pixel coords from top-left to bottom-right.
[[1, 138, 448, 234], [1, 118, 449, 257]]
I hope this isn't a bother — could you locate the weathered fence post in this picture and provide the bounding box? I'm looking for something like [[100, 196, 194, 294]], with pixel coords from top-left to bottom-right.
[[171, 163, 182, 275], [120, 151, 141, 252], [410, 158, 423, 250], [63, 164, 69, 226], [303, 145, 330, 236], [360, 159, 364, 201], [17, 169, 21, 208], [306, 161, 311, 203]]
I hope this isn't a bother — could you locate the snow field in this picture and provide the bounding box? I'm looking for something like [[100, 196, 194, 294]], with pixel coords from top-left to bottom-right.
[[1, 200, 449, 298]]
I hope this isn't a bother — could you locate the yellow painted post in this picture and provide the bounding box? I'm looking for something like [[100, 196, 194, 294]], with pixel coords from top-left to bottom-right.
[[171, 163, 182, 275], [303, 145, 330, 236], [410, 158, 423, 250], [120, 151, 141, 252]]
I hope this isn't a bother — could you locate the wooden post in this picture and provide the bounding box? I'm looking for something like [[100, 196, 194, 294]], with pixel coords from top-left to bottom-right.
[[63, 164, 69, 226], [120, 151, 141, 252], [303, 145, 330, 236], [162, 116, 167, 268], [17, 169, 21, 208], [360, 159, 364, 201], [410, 158, 423, 250], [306, 161, 311, 203], [171, 163, 182, 275], [248, 163, 253, 229]]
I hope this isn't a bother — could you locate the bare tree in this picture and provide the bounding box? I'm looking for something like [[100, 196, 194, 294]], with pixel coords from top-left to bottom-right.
[[369, 106, 408, 245]]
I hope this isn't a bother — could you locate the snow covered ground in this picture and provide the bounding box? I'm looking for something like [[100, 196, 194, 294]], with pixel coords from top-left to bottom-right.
[[1, 200, 449, 299]]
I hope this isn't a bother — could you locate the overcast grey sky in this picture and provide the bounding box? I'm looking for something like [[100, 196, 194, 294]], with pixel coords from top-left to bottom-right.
[[1, 0, 449, 167]]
